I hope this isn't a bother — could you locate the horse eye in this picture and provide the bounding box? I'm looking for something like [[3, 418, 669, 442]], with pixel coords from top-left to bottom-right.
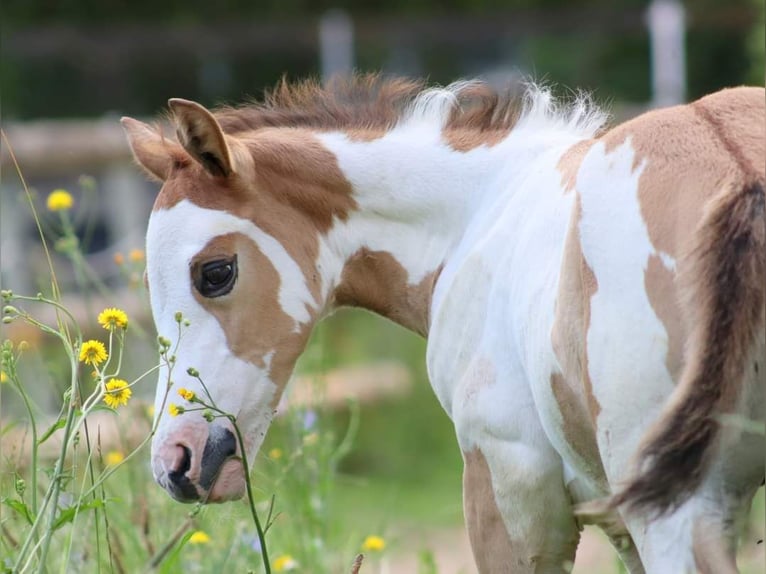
[[195, 256, 237, 298]]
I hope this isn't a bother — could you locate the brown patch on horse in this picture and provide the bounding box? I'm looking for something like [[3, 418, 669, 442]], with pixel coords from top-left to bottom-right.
[[604, 88, 764, 260], [556, 139, 595, 193], [153, 128, 357, 305], [462, 448, 516, 573], [692, 87, 766, 178], [155, 128, 355, 234], [332, 248, 441, 337], [190, 233, 314, 397], [549, 372, 605, 478], [552, 194, 605, 483], [644, 255, 685, 378], [443, 83, 520, 151]]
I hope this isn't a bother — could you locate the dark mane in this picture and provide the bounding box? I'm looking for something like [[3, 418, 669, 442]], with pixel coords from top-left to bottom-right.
[[213, 73, 522, 136]]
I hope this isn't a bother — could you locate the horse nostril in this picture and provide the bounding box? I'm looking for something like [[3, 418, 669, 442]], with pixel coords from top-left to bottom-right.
[[199, 428, 237, 490], [166, 445, 199, 502], [173, 445, 192, 475]]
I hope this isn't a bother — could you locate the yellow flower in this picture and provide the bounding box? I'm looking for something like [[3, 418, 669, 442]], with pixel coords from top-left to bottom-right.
[[168, 403, 184, 417], [268, 448, 283, 460], [98, 307, 128, 331], [103, 379, 132, 408], [113, 252, 125, 266], [188, 530, 210, 545], [46, 189, 74, 212], [0, 371, 7, 384], [361, 535, 386, 552], [177, 387, 196, 401], [105, 451, 124, 466], [79, 340, 107, 366], [129, 249, 144, 262], [273, 555, 298, 572]]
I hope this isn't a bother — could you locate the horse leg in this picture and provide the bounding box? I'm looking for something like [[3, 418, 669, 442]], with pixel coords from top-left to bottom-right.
[[599, 518, 645, 574], [461, 442, 580, 573]]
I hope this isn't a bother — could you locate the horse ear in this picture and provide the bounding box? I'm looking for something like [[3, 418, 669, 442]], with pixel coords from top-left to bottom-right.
[[168, 98, 233, 178], [120, 117, 175, 182]]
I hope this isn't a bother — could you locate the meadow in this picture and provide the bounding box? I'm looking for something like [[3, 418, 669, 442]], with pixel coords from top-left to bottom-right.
[[1, 168, 762, 573]]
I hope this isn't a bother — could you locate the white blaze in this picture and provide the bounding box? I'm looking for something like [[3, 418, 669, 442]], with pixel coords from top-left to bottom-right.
[[145, 200, 314, 461]]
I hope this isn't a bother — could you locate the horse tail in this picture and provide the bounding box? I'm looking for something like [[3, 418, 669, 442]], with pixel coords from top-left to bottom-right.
[[612, 178, 765, 515]]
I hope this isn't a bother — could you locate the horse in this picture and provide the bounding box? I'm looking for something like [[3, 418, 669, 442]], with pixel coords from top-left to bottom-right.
[[121, 74, 765, 573]]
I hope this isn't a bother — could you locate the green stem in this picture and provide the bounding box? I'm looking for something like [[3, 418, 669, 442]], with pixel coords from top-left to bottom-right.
[[11, 361, 39, 517], [228, 416, 271, 574], [33, 351, 80, 573]]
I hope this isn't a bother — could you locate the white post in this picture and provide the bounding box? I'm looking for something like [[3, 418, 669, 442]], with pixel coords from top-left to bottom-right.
[[647, 0, 687, 107], [319, 9, 354, 82]]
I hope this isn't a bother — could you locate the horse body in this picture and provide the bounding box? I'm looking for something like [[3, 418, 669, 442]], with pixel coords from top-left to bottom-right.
[[122, 77, 765, 573]]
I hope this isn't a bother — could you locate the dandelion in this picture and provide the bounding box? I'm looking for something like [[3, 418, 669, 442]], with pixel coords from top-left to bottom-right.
[[177, 387, 196, 401], [362, 535, 386, 552], [79, 340, 107, 366], [105, 451, 124, 466], [189, 531, 210, 545], [98, 307, 128, 331], [46, 189, 74, 212], [103, 379, 132, 408], [268, 448, 283, 460], [129, 249, 144, 262], [273, 555, 298, 572], [0, 371, 7, 384], [168, 403, 184, 417]]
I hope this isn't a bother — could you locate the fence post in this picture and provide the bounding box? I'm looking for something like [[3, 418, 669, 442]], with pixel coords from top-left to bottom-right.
[[319, 9, 354, 82], [647, 0, 686, 107]]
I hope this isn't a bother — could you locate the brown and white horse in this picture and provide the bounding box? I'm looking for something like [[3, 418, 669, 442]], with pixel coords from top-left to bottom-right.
[[122, 75, 765, 573]]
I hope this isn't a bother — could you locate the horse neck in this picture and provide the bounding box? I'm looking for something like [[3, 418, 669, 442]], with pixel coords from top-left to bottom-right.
[[313, 125, 518, 336]]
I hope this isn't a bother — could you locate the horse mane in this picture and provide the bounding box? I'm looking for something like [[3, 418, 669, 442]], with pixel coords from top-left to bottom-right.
[[213, 73, 523, 135], [213, 73, 606, 141]]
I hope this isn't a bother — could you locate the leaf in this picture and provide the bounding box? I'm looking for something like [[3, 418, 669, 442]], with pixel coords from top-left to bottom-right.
[[37, 417, 67, 445], [51, 498, 110, 531], [2, 497, 34, 525], [158, 531, 193, 574]]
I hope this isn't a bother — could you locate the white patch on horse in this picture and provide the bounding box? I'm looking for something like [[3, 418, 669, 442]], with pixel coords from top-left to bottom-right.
[[659, 250, 677, 271]]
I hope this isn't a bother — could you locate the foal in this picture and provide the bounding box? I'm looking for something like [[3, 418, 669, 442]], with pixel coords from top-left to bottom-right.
[[122, 75, 765, 573]]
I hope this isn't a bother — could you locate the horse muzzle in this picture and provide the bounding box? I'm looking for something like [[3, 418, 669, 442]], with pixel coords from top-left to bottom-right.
[[151, 421, 246, 503]]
